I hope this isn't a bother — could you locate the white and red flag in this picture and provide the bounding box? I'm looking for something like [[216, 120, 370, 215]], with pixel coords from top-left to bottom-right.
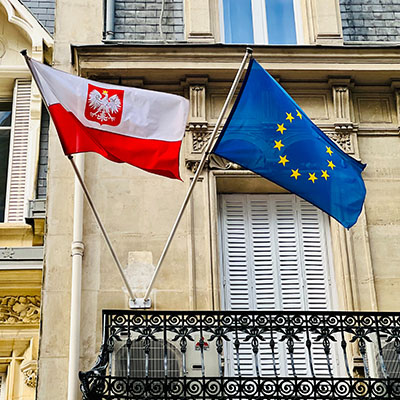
[[27, 56, 189, 179]]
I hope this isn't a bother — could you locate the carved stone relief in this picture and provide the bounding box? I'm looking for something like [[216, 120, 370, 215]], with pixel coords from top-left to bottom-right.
[[325, 130, 354, 154], [0, 296, 40, 324], [191, 129, 210, 152], [21, 361, 37, 388]]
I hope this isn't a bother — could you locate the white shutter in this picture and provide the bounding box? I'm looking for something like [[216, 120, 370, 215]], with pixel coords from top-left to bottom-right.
[[220, 196, 254, 376], [5, 80, 32, 223], [297, 199, 331, 375], [0, 373, 6, 400], [220, 194, 334, 377]]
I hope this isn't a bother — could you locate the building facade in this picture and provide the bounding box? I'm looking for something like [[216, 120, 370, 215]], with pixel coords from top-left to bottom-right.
[[38, 0, 400, 399], [0, 0, 53, 398]]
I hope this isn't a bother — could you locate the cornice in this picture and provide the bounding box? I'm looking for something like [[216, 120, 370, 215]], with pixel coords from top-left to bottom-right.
[[71, 44, 400, 85]]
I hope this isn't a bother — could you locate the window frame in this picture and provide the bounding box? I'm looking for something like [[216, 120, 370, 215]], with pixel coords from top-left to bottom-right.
[[219, 0, 304, 45], [217, 193, 341, 377], [218, 193, 337, 313], [0, 373, 5, 400], [0, 99, 13, 223], [113, 339, 183, 378]]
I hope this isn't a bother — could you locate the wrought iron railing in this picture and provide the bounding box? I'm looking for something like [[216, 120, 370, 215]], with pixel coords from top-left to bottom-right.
[[79, 311, 400, 399]]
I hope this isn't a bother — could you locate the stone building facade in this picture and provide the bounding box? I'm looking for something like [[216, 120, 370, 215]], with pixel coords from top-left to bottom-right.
[[38, 0, 400, 398], [0, 0, 52, 399]]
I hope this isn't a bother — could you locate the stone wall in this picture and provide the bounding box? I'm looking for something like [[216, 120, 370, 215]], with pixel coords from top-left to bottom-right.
[[114, 0, 184, 41], [21, 0, 55, 34], [340, 0, 400, 42]]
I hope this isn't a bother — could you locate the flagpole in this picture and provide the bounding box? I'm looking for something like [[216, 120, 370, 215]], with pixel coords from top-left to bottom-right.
[[142, 47, 253, 302], [68, 155, 136, 300], [20, 50, 136, 301]]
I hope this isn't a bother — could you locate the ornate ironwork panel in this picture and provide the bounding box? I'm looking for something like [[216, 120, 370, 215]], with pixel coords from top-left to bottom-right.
[[80, 311, 400, 400]]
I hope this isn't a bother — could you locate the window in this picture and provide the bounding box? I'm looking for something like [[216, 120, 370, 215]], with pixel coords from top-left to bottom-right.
[[115, 341, 181, 377], [221, 0, 302, 44], [0, 102, 12, 222], [0, 79, 32, 224], [0, 373, 6, 400], [219, 194, 336, 376]]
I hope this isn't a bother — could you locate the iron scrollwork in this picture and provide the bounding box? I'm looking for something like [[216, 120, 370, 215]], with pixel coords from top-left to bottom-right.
[[79, 310, 400, 399]]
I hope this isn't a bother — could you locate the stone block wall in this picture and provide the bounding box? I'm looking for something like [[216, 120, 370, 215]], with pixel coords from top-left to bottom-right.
[[340, 0, 400, 42], [21, 0, 55, 34], [114, 0, 184, 41]]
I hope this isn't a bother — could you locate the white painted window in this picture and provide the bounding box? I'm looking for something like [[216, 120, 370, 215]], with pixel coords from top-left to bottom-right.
[[219, 194, 337, 377], [220, 0, 303, 45], [0, 101, 12, 222], [0, 373, 6, 400], [1, 79, 32, 223]]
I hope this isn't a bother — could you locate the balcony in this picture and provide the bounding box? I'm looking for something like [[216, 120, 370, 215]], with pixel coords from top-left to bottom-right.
[[79, 311, 400, 400]]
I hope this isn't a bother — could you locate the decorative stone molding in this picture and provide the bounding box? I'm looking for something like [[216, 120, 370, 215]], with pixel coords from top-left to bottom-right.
[[1, 247, 15, 259], [191, 129, 210, 152], [328, 78, 358, 150], [391, 81, 400, 134], [330, 79, 353, 125], [324, 129, 356, 154], [189, 85, 207, 123], [185, 160, 202, 173], [0, 296, 40, 324], [185, 0, 215, 42], [21, 360, 37, 388]]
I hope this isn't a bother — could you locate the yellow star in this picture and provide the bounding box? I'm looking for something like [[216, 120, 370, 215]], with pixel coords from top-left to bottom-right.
[[296, 109, 302, 119], [274, 140, 284, 151], [102, 90, 108, 95], [327, 160, 336, 170], [276, 123, 287, 134], [278, 155, 289, 166], [291, 169, 301, 180], [326, 146, 333, 156], [321, 170, 330, 180], [308, 172, 317, 183], [286, 113, 294, 123]]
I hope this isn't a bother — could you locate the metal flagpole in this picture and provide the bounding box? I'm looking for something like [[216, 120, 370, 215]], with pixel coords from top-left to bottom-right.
[[68, 156, 136, 300], [20, 50, 136, 301], [140, 47, 253, 304]]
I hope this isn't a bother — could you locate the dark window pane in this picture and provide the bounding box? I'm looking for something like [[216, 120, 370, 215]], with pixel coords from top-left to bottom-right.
[[116, 341, 181, 377], [265, 0, 297, 44], [0, 129, 10, 222], [223, 0, 254, 44], [0, 102, 12, 127]]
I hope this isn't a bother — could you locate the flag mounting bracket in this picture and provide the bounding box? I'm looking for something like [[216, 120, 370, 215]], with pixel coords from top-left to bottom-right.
[[129, 298, 152, 309]]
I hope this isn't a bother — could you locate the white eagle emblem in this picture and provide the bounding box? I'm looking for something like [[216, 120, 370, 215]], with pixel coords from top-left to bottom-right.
[[88, 89, 122, 123]]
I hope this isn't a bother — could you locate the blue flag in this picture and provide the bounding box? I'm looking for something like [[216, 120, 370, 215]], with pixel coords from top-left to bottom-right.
[[213, 59, 366, 228]]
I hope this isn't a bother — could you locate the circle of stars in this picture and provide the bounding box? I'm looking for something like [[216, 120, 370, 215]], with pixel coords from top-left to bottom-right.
[[274, 110, 336, 183]]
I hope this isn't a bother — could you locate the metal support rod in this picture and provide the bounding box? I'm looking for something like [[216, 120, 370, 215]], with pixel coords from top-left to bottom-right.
[[68, 156, 136, 300], [22, 50, 135, 300], [143, 47, 253, 301]]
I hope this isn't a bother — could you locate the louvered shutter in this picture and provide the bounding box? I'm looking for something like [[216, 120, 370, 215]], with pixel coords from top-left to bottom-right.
[[220, 194, 333, 377], [220, 196, 254, 375], [5, 80, 32, 223]]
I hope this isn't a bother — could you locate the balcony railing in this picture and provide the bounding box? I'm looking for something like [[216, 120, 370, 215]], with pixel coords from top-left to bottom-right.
[[79, 310, 400, 399]]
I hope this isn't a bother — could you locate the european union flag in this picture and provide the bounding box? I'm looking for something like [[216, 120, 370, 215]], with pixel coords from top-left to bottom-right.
[[213, 59, 366, 228]]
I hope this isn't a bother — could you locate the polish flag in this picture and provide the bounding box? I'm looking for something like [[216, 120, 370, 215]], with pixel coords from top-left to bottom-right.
[[26, 56, 189, 179]]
